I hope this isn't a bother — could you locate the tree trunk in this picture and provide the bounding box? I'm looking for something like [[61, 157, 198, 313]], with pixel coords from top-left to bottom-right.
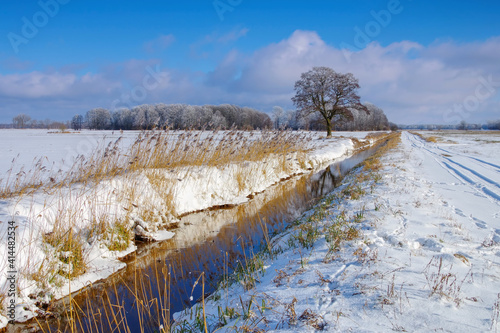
[[325, 118, 332, 137]]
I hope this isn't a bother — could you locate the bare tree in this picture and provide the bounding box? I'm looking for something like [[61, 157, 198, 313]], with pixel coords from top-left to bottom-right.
[[71, 114, 83, 130], [292, 67, 368, 136], [12, 113, 31, 129]]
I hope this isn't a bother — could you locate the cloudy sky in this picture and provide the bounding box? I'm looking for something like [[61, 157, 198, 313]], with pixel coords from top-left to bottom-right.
[[1, 0, 499, 125]]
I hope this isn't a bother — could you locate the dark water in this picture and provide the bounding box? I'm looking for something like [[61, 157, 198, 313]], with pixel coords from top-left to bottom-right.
[[25, 145, 380, 332]]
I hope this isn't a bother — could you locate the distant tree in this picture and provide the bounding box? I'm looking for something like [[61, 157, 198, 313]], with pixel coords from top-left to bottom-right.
[[71, 114, 83, 130], [292, 67, 368, 137], [120, 109, 135, 130], [364, 103, 389, 130], [179, 105, 197, 129], [155, 104, 170, 129], [210, 110, 227, 128], [12, 113, 31, 129], [77, 104, 272, 131], [28, 119, 39, 129], [469, 123, 481, 130], [333, 103, 390, 131], [272, 106, 285, 129], [457, 120, 468, 130], [486, 119, 500, 130], [133, 104, 160, 130], [86, 108, 111, 130]]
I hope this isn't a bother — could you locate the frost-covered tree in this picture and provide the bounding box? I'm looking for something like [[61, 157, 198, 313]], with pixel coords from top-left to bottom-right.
[[363, 103, 389, 130], [133, 104, 160, 130], [292, 67, 368, 136], [119, 109, 135, 130], [210, 110, 227, 128], [86, 108, 111, 130], [181, 105, 199, 129], [272, 106, 285, 129], [333, 103, 389, 131], [83, 104, 271, 131], [71, 114, 83, 130], [154, 103, 171, 129]]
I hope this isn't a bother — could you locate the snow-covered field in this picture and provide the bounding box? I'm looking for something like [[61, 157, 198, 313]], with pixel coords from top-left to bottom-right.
[[0, 129, 379, 328], [174, 131, 500, 332], [0, 129, 137, 179]]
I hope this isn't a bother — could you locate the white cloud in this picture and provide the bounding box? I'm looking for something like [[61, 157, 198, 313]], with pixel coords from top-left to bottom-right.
[[217, 28, 249, 43], [190, 28, 249, 59], [143, 34, 176, 54], [0, 71, 77, 98]]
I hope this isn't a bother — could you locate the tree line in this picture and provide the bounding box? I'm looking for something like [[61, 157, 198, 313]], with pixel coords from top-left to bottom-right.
[[78, 104, 273, 130], [399, 119, 500, 131], [11, 113, 69, 130], [271, 103, 395, 131]]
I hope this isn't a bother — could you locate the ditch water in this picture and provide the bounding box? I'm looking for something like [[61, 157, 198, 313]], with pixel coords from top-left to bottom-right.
[[25, 144, 381, 332]]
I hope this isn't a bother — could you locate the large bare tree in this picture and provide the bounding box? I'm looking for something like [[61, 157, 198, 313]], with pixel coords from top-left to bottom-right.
[[292, 67, 368, 137], [12, 113, 31, 129]]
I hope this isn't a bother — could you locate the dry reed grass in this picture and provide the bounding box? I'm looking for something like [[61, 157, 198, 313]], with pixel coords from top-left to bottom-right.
[[0, 129, 311, 200]]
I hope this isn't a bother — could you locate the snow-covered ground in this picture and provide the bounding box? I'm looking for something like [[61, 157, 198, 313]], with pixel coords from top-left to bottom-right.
[[0, 129, 137, 180], [0, 129, 379, 328], [174, 131, 500, 332]]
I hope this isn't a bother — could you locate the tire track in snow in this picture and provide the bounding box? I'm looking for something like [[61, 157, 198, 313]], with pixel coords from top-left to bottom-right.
[[442, 161, 500, 201], [405, 132, 500, 204], [444, 158, 500, 190], [410, 132, 500, 173], [437, 147, 500, 173]]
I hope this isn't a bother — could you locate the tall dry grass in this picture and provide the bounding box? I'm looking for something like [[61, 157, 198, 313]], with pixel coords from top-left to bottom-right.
[[0, 129, 311, 200]]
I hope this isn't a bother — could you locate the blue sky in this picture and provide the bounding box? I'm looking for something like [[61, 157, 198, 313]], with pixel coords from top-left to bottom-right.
[[1, 0, 500, 124]]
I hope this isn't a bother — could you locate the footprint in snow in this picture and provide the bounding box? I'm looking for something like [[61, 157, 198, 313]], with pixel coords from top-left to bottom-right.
[[476, 222, 487, 229], [416, 237, 444, 252], [385, 234, 405, 247], [455, 208, 466, 217], [318, 295, 336, 310], [472, 217, 487, 229]]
